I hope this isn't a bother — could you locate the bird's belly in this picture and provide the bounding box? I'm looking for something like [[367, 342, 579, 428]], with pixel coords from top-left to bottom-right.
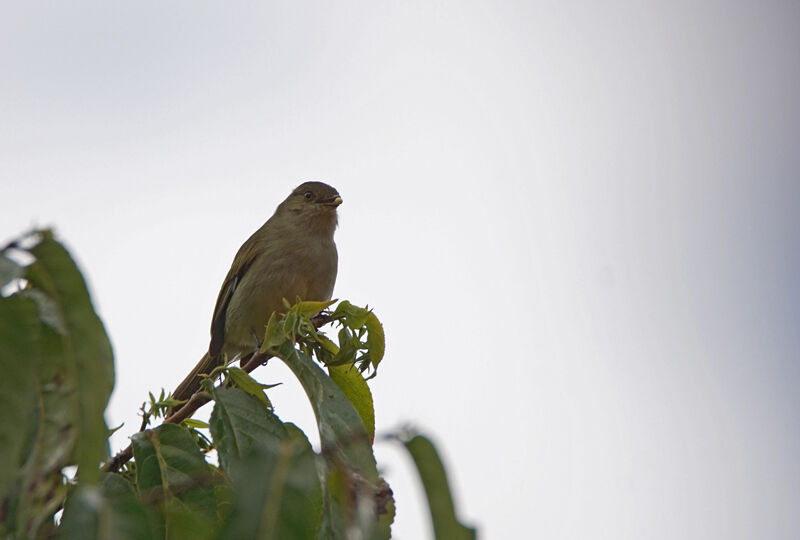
[[222, 246, 337, 356]]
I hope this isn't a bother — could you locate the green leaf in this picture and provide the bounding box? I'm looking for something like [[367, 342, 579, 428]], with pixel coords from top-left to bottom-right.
[[209, 387, 287, 471], [328, 365, 375, 443], [28, 315, 79, 477], [328, 327, 358, 366], [0, 253, 22, 289], [274, 344, 375, 475], [293, 299, 337, 318], [282, 310, 298, 339], [317, 464, 394, 540], [131, 423, 217, 535], [260, 312, 286, 353], [162, 497, 218, 540], [226, 367, 273, 409], [316, 333, 339, 355], [214, 479, 235, 526], [0, 294, 38, 500], [333, 300, 369, 329], [27, 235, 115, 484], [23, 288, 67, 334], [272, 342, 394, 538], [1, 232, 115, 537], [219, 424, 323, 540], [11, 315, 76, 538], [365, 312, 385, 371], [181, 419, 209, 430], [58, 474, 160, 540], [401, 434, 476, 540]]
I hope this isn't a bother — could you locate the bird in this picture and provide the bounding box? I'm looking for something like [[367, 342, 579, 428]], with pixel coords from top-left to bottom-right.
[[171, 181, 342, 404]]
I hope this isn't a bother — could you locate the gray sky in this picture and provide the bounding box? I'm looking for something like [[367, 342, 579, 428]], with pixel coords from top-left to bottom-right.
[[3, 2, 800, 538]]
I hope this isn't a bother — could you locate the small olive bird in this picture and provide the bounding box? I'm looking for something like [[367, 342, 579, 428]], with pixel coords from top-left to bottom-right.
[[171, 181, 342, 403]]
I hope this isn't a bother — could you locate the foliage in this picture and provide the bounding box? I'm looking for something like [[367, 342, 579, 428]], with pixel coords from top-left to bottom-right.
[[397, 433, 477, 540], [0, 230, 475, 539]]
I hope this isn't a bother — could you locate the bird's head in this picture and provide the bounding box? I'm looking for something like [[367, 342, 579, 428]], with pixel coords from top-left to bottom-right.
[[277, 181, 342, 233]]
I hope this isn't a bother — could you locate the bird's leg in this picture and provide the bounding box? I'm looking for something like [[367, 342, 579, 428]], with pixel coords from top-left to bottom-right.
[[241, 329, 266, 368], [250, 328, 263, 349]]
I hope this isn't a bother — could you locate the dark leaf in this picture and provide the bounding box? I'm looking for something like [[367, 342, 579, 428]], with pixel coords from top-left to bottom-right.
[[273, 343, 393, 538], [402, 434, 476, 540], [226, 367, 273, 409], [22, 288, 67, 334], [58, 474, 160, 540], [209, 387, 287, 471], [27, 235, 115, 483], [0, 295, 38, 499], [0, 253, 22, 289], [131, 423, 217, 533], [219, 425, 323, 540]]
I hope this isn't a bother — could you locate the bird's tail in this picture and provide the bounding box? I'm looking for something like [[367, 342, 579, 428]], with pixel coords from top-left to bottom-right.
[[171, 352, 219, 405]]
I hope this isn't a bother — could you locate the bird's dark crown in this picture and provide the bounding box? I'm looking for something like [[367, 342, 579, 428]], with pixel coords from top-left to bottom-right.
[[290, 181, 340, 203]]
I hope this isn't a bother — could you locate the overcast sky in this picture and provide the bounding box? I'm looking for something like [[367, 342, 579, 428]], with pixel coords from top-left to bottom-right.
[[3, 2, 800, 538]]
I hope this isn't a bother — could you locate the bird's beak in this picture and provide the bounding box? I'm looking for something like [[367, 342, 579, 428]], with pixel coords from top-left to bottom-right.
[[320, 195, 343, 207]]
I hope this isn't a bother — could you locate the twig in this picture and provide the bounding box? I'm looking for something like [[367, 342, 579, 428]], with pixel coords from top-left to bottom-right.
[[165, 391, 212, 424], [101, 444, 132, 474], [241, 350, 272, 373], [101, 391, 212, 473], [101, 314, 332, 474]]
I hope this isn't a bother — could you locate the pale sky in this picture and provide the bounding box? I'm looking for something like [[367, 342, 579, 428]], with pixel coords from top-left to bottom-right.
[[2, 2, 799, 538]]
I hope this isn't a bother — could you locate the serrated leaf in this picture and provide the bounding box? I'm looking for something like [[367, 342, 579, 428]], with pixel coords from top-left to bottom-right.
[[328, 327, 358, 367], [219, 425, 322, 540], [402, 434, 476, 540], [209, 386, 287, 471], [131, 423, 217, 526], [226, 367, 273, 409], [333, 300, 369, 329], [294, 299, 337, 318], [162, 497, 218, 540], [365, 312, 385, 370], [58, 474, 160, 540], [273, 343, 393, 538], [328, 365, 375, 443], [260, 312, 286, 353], [274, 344, 375, 475]]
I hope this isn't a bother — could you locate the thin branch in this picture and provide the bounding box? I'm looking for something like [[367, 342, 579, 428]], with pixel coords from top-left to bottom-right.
[[165, 391, 212, 424], [241, 350, 272, 373], [101, 315, 332, 474], [101, 444, 132, 474], [101, 391, 211, 473]]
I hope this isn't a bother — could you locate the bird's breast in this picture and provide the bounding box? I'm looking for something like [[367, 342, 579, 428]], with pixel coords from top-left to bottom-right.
[[222, 237, 337, 355]]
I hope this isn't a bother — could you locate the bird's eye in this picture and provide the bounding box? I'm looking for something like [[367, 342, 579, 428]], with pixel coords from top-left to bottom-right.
[[303, 191, 314, 201]]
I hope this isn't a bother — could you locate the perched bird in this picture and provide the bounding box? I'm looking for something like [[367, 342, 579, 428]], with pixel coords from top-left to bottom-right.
[[172, 181, 342, 403]]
